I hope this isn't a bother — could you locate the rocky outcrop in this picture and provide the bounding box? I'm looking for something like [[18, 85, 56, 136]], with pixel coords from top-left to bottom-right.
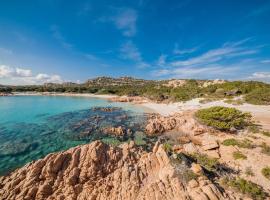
[[0, 140, 232, 200], [102, 126, 131, 137], [145, 111, 210, 136]]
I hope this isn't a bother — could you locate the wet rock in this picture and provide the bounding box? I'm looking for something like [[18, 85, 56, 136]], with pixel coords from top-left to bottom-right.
[[92, 107, 122, 112]]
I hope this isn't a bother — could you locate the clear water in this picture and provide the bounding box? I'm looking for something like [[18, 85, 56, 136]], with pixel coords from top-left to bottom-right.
[[0, 96, 149, 175]]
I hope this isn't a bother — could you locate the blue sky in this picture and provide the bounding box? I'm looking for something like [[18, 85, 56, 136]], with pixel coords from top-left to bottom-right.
[[0, 0, 270, 85]]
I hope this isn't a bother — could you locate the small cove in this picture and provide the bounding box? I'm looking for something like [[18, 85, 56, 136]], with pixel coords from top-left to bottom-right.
[[0, 95, 151, 175]]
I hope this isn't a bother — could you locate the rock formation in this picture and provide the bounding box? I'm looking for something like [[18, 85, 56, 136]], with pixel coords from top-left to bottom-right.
[[145, 111, 211, 136], [102, 126, 130, 137], [0, 140, 233, 200]]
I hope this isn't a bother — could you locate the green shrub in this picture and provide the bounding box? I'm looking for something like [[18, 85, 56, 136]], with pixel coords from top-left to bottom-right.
[[261, 143, 270, 156], [191, 153, 218, 171], [223, 177, 267, 200], [261, 131, 270, 137], [163, 142, 173, 154], [233, 151, 247, 160], [222, 138, 253, 149], [195, 106, 252, 131], [261, 167, 270, 180], [245, 88, 270, 105], [248, 125, 261, 133]]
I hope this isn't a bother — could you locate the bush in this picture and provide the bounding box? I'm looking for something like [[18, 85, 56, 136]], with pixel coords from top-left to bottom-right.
[[233, 151, 247, 160], [224, 177, 267, 200], [195, 106, 252, 131], [191, 153, 218, 171], [261, 167, 270, 180], [245, 88, 270, 105], [222, 138, 253, 149], [261, 143, 270, 156], [261, 131, 270, 137], [163, 142, 173, 154]]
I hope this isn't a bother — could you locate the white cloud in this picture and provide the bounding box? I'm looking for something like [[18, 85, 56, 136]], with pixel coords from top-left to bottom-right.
[[16, 68, 32, 77], [119, 41, 150, 68], [171, 39, 257, 68], [0, 65, 63, 85], [261, 59, 270, 64], [173, 44, 198, 55], [248, 72, 270, 82], [0, 65, 14, 77], [153, 65, 239, 79], [157, 54, 167, 66], [112, 8, 137, 37], [120, 40, 142, 62], [84, 54, 98, 60], [0, 65, 32, 78]]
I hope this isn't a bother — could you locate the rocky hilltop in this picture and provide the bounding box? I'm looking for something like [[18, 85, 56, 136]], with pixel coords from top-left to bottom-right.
[[0, 140, 236, 200]]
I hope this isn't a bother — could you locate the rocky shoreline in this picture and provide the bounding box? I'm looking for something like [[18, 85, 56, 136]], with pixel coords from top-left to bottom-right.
[[1, 95, 270, 199]]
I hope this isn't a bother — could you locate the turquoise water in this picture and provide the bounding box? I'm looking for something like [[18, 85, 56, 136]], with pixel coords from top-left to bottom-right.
[[0, 95, 149, 175]]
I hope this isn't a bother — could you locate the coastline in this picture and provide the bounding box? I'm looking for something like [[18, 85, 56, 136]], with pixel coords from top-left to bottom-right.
[[12, 92, 118, 99], [11, 92, 270, 129]]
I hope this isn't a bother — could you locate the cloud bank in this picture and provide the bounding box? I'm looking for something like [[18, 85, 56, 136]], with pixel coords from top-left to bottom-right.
[[0, 65, 63, 85]]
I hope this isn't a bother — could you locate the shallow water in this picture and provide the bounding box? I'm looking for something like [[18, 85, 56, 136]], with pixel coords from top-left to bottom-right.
[[0, 96, 149, 175]]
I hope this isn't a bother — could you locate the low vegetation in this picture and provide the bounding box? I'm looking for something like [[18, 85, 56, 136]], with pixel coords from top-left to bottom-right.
[[222, 138, 254, 149], [190, 153, 219, 171], [233, 151, 247, 160], [245, 88, 270, 105], [222, 177, 267, 200], [195, 106, 252, 131], [261, 167, 270, 180], [163, 142, 173, 154], [261, 143, 270, 156], [261, 131, 270, 137]]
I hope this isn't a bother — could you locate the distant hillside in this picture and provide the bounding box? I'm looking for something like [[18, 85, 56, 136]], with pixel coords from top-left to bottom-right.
[[1, 77, 270, 105], [85, 76, 156, 87]]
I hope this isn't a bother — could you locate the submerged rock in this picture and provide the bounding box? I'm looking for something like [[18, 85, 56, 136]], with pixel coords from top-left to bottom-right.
[[0, 140, 234, 200], [0, 141, 36, 157], [91, 107, 122, 112]]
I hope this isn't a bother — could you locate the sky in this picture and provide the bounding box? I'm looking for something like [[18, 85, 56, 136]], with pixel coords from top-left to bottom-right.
[[0, 0, 270, 85]]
